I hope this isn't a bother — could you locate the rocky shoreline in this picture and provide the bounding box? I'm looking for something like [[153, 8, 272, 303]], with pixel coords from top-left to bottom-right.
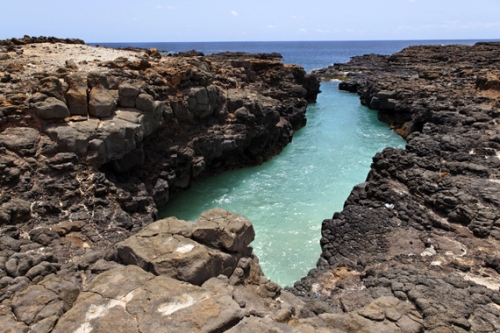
[[0, 36, 324, 332], [289, 42, 500, 332], [1, 35, 500, 332]]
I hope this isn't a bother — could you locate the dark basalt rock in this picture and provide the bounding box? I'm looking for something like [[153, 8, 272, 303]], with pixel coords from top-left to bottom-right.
[[0, 37, 321, 332], [289, 42, 500, 332], [0, 35, 85, 46]]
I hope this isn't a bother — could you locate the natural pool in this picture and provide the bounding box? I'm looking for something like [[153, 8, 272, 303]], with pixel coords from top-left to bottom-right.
[[159, 81, 405, 286]]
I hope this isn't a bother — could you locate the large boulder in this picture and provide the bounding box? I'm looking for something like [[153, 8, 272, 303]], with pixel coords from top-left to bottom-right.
[[87, 71, 109, 89], [0, 304, 29, 333], [52, 265, 244, 333], [32, 97, 70, 119], [193, 208, 255, 253], [116, 216, 239, 285], [0, 198, 31, 225], [186, 86, 224, 118]]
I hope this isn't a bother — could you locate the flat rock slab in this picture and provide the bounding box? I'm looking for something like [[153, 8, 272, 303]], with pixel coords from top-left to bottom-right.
[[52, 265, 244, 333], [311, 296, 423, 333]]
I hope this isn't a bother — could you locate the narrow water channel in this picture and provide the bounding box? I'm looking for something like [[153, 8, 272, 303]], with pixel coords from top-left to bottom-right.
[[159, 81, 405, 286]]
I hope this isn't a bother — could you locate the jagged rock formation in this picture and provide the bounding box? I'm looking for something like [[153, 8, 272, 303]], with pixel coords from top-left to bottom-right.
[[288, 42, 500, 332], [0, 36, 322, 332], [3, 35, 500, 332]]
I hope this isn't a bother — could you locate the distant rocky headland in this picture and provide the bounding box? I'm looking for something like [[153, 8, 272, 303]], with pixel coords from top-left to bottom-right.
[[1, 35, 500, 332]]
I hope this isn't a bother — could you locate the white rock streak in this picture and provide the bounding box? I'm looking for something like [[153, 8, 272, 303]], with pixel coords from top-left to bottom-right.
[[73, 290, 137, 333]]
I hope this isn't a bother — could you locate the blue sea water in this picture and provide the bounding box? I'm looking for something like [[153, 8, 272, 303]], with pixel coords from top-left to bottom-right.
[[93, 39, 496, 72], [96, 39, 497, 286]]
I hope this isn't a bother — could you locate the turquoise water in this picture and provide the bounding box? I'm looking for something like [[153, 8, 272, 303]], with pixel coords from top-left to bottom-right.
[[97, 40, 488, 286], [159, 81, 405, 286]]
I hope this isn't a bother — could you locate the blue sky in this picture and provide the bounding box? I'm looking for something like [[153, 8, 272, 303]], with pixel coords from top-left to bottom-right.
[[1, 0, 499, 42]]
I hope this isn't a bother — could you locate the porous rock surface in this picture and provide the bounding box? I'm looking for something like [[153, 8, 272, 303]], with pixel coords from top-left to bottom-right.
[[3, 35, 500, 332], [287, 42, 500, 332], [0, 36, 324, 332]]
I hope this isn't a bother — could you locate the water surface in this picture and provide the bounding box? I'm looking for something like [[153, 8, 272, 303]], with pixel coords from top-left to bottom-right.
[[94, 39, 494, 285], [160, 81, 405, 286]]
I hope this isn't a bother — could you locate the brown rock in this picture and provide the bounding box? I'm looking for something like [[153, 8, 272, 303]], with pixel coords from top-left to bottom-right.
[[65, 72, 88, 115], [117, 83, 140, 107], [32, 97, 70, 119], [52, 265, 244, 333], [11, 285, 63, 325], [0, 304, 29, 333], [116, 215, 239, 285], [88, 86, 116, 118], [65, 59, 78, 70], [38, 76, 67, 103], [193, 208, 255, 253], [0, 127, 40, 155]]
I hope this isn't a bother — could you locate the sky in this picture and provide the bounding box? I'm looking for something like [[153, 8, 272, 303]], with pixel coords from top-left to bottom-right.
[[1, 0, 500, 42]]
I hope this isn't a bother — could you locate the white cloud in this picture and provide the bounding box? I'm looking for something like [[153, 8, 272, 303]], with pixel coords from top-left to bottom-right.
[[156, 5, 163, 9], [167, 5, 175, 10], [231, 10, 239, 16], [408, 0, 417, 2], [299, 28, 307, 33], [267, 25, 275, 29]]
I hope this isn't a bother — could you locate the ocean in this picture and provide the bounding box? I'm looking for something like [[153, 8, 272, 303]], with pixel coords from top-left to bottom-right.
[[95, 39, 497, 286], [92, 39, 496, 72]]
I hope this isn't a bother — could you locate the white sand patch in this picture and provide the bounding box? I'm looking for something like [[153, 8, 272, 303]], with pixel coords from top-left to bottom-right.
[[18, 43, 143, 77]]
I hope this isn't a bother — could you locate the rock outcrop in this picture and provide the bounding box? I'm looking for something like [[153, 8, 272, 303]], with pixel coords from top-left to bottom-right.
[[4, 35, 500, 332], [288, 42, 500, 332], [0, 37, 322, 332]]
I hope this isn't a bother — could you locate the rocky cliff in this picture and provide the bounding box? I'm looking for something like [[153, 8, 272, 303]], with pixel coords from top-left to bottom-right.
[[0, 36, 325, 332], [3, 35, 500, 333], [288, 42, 500, 332]]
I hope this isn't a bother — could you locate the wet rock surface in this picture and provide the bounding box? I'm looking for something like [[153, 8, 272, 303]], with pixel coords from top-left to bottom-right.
[[287, 42, 500, 332]]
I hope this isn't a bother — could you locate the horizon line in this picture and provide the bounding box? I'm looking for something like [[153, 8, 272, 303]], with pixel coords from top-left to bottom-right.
[[87, 38, 500, 44]]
